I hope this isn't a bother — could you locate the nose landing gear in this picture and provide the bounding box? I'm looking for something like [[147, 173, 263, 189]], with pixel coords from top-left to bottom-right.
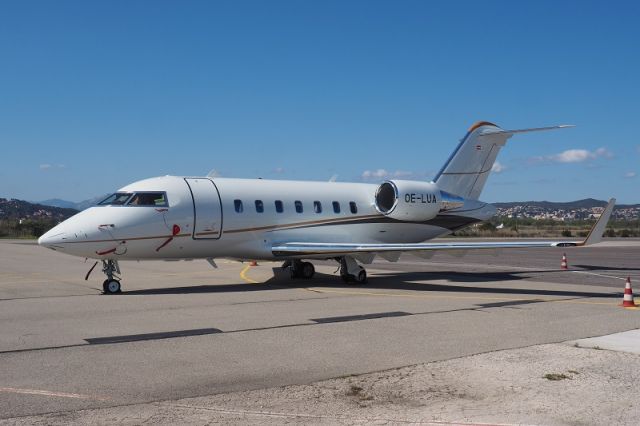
[[101, 259, 122, 294]]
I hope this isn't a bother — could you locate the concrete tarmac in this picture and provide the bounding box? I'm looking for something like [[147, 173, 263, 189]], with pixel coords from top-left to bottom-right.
[[1, 239, 639, 420]]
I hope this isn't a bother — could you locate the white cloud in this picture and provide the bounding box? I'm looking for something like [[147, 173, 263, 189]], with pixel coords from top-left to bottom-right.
[[391, 170, 414, 178], [362, 169, 389, 180], [39, 164, 66, 170], [531, 147, 613, 163], [491, 161, 506, 173], [361, 169, 423, 181], [549, 149, 593, 163], [624, 171, 637, 178], [594, 147, 613, 158], [273, 167, 285, 174]]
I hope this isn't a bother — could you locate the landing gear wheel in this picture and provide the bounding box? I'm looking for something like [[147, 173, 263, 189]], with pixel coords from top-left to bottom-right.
[[103, 279, 121, 294], [100, 260, 122, 294], [289, 260, 315, 280], [338, 256, 367, 285], [301, 262, 315, 279]]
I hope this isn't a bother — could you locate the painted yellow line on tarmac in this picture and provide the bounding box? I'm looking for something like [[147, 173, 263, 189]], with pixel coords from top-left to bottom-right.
[[303, 287, 619, 306], [240, 265, 260, 284], [0, 387, 109, 401]]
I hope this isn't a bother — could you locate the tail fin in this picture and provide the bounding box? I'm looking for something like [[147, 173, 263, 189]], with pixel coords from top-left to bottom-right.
[[434, 121, 574, 199]]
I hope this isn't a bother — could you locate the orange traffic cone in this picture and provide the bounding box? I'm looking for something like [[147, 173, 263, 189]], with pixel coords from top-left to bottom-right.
[[622, 277, 636, 308], [560, 253, 568, 270], [249, 260, 258, 267]]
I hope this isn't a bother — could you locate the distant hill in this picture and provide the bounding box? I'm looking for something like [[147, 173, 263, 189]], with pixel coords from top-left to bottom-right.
[[492, 199, 640, 210], [38, 195, 107, 211], [0, 198, 78, 220], [4, 196, 638, 222], [38, 198, 77, 209]]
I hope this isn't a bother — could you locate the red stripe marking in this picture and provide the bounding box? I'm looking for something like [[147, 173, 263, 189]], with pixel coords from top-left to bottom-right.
[[96, 248, 117, 255], [156, 224, 181, 252]]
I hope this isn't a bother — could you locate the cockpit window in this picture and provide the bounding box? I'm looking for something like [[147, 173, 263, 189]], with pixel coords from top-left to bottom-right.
[[127, 192, 168, 206], [98, 193, 133, 206]]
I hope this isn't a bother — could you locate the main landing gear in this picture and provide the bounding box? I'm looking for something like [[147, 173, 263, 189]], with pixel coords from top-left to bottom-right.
[[283, 256, 367, 284], [339, 256, 367, 284], [285, 259, 316, 279], [101, 259, 122, 294]]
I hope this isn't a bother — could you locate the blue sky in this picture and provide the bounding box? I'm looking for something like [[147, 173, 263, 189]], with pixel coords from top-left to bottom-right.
[[1, 1, 638, 203]]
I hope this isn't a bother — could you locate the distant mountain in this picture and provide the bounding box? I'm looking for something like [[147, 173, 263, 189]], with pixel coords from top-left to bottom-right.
[[38, 195, 107, 211], [38, 198, 78, 209], [493, 199, 640, 210], [0, 198, 78, 220], [7, 196, 638, 222]]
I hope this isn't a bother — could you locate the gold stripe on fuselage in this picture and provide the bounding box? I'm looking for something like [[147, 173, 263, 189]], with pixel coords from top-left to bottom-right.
[[62, 214, 384, 244]]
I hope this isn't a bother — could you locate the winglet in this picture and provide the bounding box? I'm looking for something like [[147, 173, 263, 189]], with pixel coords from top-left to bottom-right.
[[579, 198, 616, 246]]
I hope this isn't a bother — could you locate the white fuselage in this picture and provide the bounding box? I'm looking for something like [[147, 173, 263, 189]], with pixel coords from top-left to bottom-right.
[[38, 176, 496, 261]]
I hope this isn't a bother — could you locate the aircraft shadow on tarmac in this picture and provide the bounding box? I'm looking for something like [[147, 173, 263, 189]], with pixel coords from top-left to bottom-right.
[[573, 264, 640, 272], [296, 271, 618, 299], [123, 269, 619, 299]]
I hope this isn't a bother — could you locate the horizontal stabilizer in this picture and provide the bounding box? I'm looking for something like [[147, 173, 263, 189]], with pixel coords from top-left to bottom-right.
[[480, 124, 575, 137]]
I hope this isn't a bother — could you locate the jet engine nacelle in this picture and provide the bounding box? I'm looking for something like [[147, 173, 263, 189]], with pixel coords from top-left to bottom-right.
[[374, 180, 464, 221]]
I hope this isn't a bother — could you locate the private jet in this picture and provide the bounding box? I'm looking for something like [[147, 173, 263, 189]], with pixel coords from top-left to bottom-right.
[[38, 121, 615, 294]]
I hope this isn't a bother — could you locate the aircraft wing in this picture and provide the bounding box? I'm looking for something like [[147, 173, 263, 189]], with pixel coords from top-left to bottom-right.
[[272, 198, 615, 258]]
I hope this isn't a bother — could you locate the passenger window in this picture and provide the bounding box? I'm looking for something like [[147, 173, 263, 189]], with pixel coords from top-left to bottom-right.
[[234, 199, 243, 213], [255, 200, 264, 213], [313, 201, 322, 213], [349, 201, 358, 214], [128, 192, 168, 206], [332, 201, 340, 213], [275, 200, 283, 213], [295, 200, 303, 213]]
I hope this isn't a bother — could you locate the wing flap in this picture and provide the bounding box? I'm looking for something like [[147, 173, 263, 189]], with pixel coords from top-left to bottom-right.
[[272, 239, 578, 257]]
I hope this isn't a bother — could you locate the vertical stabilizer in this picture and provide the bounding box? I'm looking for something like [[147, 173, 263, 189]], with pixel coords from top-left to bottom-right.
[[434, 122, 574, 199]]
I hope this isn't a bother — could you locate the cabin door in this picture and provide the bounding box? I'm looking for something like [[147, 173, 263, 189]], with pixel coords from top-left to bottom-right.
[[184, 178, 223, 239]]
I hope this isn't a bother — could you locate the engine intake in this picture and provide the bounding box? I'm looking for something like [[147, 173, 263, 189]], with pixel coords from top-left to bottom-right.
[[374, 180, 463, 221]]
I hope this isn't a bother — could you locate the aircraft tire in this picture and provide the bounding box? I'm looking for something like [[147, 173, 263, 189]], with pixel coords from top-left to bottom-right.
[[355, 270, 367, 284], [290, 268, 300, 279], [301, 262, 315, 279], [103, 279, 121, 294]]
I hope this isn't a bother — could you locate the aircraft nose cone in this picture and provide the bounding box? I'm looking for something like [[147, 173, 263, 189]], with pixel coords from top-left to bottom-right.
[[38, 229, 66, 248]]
